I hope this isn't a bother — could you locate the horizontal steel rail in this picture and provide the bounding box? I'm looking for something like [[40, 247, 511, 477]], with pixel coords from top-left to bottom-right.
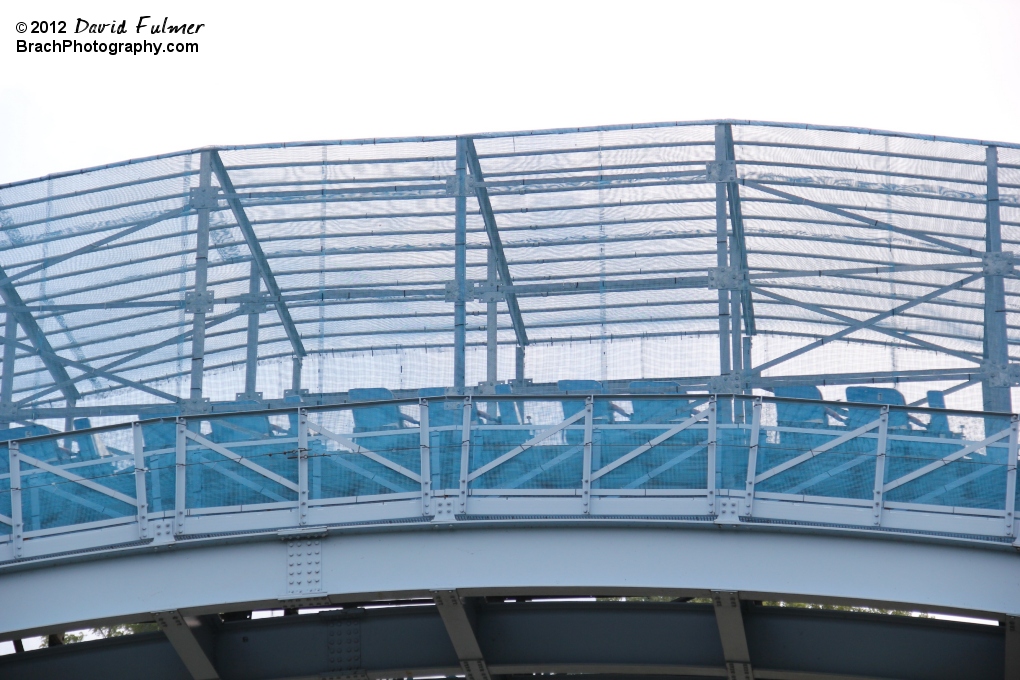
[[0, 392, 1016, 568]]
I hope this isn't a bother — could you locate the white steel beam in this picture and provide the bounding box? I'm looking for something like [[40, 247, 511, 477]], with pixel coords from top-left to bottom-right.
[[486, 250, 497, 385], [750, 285, 982, 365], [754, 273, 983, 373], [454, 139, 468, 390], [983, 146, 1011, 413], [152, 610, 219, 680], [11, 308, 246, 408], [0, 263, 78, 405], [0, 311, 17, 427], [242, 263, 261, 399], [464, 138, 529, 347], [715, 125, 732, 379], [189, 151, 213, 404], [711, 591, 753, 680], [742, 179, 977, 257], [210, 151, 306, 359]]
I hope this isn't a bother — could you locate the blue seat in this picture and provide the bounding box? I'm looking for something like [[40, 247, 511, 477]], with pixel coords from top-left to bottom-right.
[[924, 390, 951, 437], [588, 381, 708, 491], [558, 380, 610, 446], [209, 402, 274, 444], [772, 386, 828, 428], [628, 381, 698, 424], [349, 388, 405, 432], [845, 387, 908, 430], [470, 384, 536, 490], [757, 385, 876, 500]]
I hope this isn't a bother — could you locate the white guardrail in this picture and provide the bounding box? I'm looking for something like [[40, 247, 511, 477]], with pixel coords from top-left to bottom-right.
[[0, 393, 1017, 564]]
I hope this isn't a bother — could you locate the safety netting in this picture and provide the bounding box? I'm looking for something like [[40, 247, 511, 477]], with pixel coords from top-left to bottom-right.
[[0, 120, 1018, 430]]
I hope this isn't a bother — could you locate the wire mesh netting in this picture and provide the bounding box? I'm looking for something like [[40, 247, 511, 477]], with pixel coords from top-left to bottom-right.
[[0, 121, 1019, 544], [0, 121, 1017, 425]]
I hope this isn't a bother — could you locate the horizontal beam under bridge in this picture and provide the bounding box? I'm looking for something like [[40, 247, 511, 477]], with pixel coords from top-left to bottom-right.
[[0, 600, 1005, 680], [1, 525, 1019, 641]]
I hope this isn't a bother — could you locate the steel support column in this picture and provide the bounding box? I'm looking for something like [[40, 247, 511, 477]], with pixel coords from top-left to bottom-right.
[[0, 311, 16, 427], [454, 139, 468, 391], [291, 356, 302, 393], [1006, 616, 1020, 680], [984, 145, 1011, 413], [189, 151, 213, 404], [486, 250, 498, 386], [432, 590, 491, 680], [715, 125, 732, 378], [0, 266, 78, 407], [464, 139, 529, 349], [152, 610, 219, 680], [210, 151, 306, 361], [242, 263, 260, 399], [712, 591, 753, 680]]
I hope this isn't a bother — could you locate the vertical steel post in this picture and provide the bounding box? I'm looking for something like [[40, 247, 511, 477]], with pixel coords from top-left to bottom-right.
[[731, 293, 743, 379], [707, 396, 718, 514], [0, 312, 16, 428], [984, 146, 1011, 413], [174, 419, 186, 535], [132, 422, 148, 539], [298, 409, 309, 526], [731, 294, 744, 422], [291, 356, 302, 394], [581, 396, 594, 514], [515, 345, 525, 385], [189, 151, 213, 404], [742, 397, 762, 516], [486, 250, 498, 386], [458, 398, 472, 515], [872, 407, 890, 526], [454, 139, 468, 391], [243, 262, 260, 397], [714, 125, 732, 379], [419, 398, 432, 516], [9, 441, 22, 558], [1005, 414, 1018, 537]]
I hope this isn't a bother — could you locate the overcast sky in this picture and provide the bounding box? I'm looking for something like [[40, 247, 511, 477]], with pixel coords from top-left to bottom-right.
[[1, 0, 1019, 185]]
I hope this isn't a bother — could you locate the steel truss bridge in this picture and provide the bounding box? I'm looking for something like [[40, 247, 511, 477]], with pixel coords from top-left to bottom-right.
[[0, 121, 1020, 678]]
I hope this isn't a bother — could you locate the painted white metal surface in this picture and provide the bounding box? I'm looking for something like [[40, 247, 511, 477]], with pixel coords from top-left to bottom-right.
[[1, 523, 1019, 640]]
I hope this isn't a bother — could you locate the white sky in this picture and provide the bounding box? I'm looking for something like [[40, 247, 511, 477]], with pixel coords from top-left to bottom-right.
[[1, 0, 1019, 185]]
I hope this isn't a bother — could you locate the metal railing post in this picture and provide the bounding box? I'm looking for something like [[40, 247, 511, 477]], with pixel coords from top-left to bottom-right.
[[1005, 414, 1019, 537], [175, 418, 186, 535], [10, 441, 22, 558], [132, 422, 148, 539], [743, 397, 762, 517], [872, 406, 890, 526], [297, 409, 308, 526], [459, 397, 472, 515], [708, 396, 718, 514], [419, 398, 432, 516], [582, 396, 594, 514]]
